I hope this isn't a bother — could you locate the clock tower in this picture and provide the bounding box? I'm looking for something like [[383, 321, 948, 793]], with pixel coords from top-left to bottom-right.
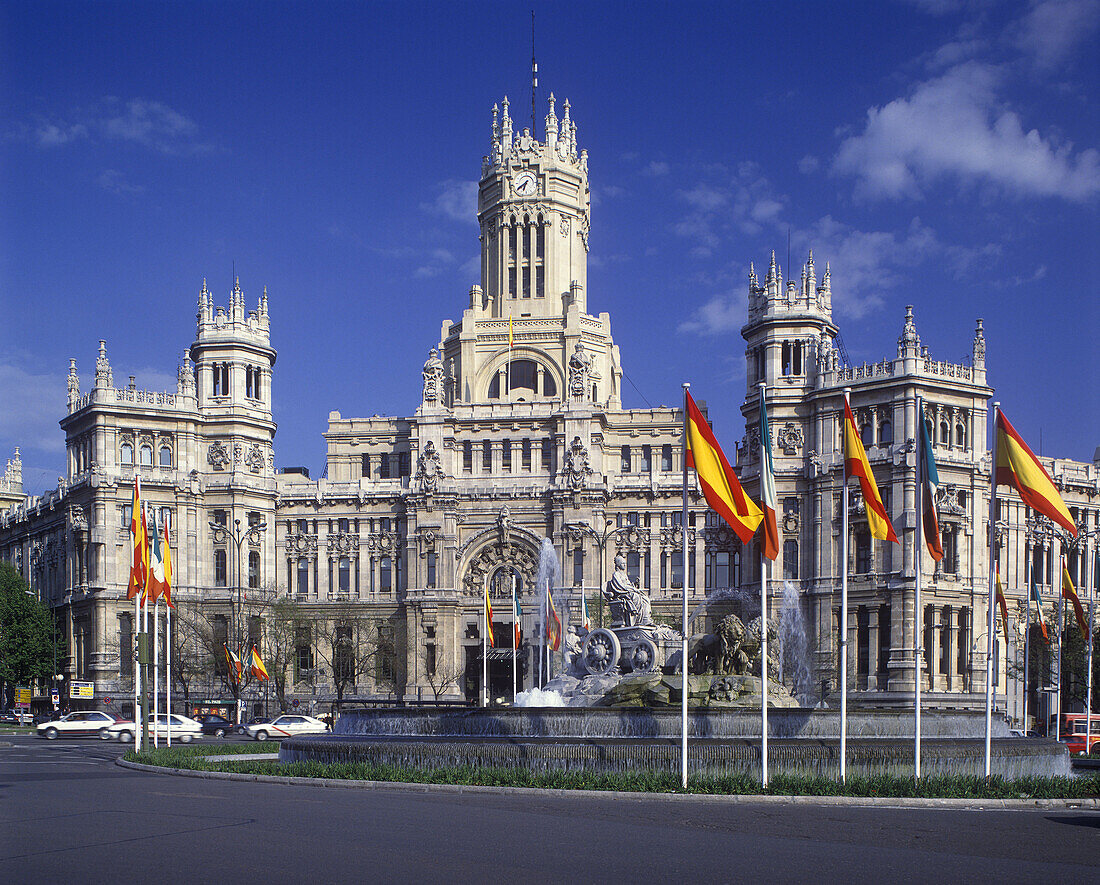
[[477, 94, 590, 318]]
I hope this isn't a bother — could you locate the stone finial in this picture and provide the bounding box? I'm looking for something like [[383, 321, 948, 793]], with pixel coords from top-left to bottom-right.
[[749, 261, 757, 289], [806, 250, 816, 297], [95, 340, 113, 389], [897, 305, 921, 358], [546, 92, 558, 137], [822, 261, 831, 294], [67, 359, 80, 408], [260, 285, 269, 314], [973, 318, 986, 367]]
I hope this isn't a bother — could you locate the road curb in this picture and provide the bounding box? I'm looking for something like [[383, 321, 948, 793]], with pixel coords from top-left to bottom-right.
[[114, 759, 1100, 810]]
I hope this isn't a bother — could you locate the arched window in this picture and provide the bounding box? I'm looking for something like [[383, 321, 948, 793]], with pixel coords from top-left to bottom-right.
[[159, 445, 172, 468], [139, 445, 153, 466], [120, 443, 133, 466], [860, 423, 873, 447], [955, 422, 966, 448], [879, 421, 893, 446], [248, 550, 260, 589], [939, 421, 950, 445]]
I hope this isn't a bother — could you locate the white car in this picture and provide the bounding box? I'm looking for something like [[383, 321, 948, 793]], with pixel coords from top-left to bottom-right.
[[245, 714, 328, 741], [107, 713, 204, 743], [36, 710, 120, 740]]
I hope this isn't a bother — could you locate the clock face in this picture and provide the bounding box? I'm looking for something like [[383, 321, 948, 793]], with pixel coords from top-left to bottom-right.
[[514, 172, 537, 197]]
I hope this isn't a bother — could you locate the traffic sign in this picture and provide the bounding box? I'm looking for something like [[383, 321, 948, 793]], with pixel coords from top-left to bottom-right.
[[292, 698, 300, 708], [70, 681, 94, 700]]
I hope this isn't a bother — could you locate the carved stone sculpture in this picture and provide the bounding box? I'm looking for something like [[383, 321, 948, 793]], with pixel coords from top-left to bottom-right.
[[563, 436, 592, 489], [604, 554, 652, 627], [422, 347, 444, 404]]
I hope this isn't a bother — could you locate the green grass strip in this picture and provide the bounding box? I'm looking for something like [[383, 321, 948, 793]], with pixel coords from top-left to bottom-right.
[[126, 746, 1100, 799]]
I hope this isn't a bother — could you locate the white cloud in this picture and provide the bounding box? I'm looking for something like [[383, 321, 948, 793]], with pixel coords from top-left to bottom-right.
[[642, 161, 670, 176], [678, 289, 749, 335], [98, 169, 144, 195], [1011, 0, 1100, 69], [798, 154, 820, 174], [0, 362, 67, 454], [26, 98, 213, 155], [833, 61, 1100, 202], [425, 180, 478, 224]]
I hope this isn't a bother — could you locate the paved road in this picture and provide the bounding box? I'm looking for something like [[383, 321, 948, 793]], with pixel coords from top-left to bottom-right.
[[1, 734, 1098, 883]]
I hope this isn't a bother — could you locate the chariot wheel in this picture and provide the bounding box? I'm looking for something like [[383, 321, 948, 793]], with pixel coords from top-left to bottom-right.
[[629, 637, 660, 673], [582, 628, 622, 676]]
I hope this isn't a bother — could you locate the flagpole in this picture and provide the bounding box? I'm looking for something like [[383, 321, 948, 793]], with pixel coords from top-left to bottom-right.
[[758, 381, 769, 789], [166, 602, 172, 748], [681, 382, 690, 790], [1086, 533, 1094, 756], [914, 395, 923, 780], [482, 594, 488, 708], [840, 388, 851, 783], [1051, 556, 1060, 743], [1023, 557, 1031, 734], [984, 401, 1000, 777], [512, 573, 518, 703], [153, 596, 159, 748]]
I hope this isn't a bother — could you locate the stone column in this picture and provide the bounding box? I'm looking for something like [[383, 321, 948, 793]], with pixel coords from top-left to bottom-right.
[[926, 606, 937, 691], [947, 606, 959, 692]]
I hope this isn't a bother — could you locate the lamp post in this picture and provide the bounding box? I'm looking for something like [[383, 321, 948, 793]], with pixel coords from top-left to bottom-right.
[[209, 515, 267, 723], [565, 517, 616, 628]]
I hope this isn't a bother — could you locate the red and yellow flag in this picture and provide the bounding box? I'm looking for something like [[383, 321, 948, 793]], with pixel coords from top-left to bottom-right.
[[995, 567, 1010, 647], [1062, 563, 1088, 641], [843, 400, 898, 543], [161, 516, 173, 609], [758, 393, 779, 561], [250, 646, 270, 681], [127, 476, 147, 599], [685, 390, 763, 545], [547, 589, 562, 652], [996, 411, 1076, 536], [484, 583, 494, 648]]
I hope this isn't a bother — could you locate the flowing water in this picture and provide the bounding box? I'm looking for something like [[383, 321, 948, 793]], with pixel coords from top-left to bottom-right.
[[777, 580, 813, 704]]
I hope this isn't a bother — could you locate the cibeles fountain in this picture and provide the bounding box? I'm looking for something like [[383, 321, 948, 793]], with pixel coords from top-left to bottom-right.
[[282, 541, 1068, 779]]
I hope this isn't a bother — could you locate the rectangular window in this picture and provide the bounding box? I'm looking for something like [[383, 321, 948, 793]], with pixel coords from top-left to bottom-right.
[[641, 445, 652, 473], [856, 533, 871, 574], [426, 551, 436, 588], [716, 551, 730, 588], [297, 559, 310, 596], [379, 454, 391, 479], [338, 557, 351, 593], [621, 445, 631, 473], [380, 556, 392, 593], [297, 518, 308, 533], [338, 518, 349, 533], [398, 452, 410, 477], [627, 552, 640, 585], [214, 550, 227, 587], [361, 453, 370, 478], [482, 441, 492, 471], [541, 438, 552, 471], [644, 551, 651, 589], [463, 441, 472, 472], [213, 509, 228, 527], [502, 440, 511, 471], [662, 444, 673, 472], [783, 540, 798, 579], [521, 438, 531, 470], [671, 551, 683, 589]]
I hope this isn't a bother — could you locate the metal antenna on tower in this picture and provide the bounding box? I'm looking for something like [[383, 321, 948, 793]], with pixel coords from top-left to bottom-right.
[[531, 10, 538, 138]]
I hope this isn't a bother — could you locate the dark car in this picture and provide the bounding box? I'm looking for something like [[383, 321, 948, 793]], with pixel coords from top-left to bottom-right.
[[238, 715, 271, 735], [195, 713, 236, 737]]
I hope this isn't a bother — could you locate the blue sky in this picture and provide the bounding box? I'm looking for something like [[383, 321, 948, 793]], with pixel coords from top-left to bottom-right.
[[2, 0, 1097, 495]]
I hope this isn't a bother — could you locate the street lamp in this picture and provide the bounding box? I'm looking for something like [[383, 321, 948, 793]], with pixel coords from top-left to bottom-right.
[[565, 517, 616, 628], [209, 515, 267, 722]]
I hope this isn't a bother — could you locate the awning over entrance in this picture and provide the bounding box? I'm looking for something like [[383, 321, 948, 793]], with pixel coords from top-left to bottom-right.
[[479, 647, 519, 662]]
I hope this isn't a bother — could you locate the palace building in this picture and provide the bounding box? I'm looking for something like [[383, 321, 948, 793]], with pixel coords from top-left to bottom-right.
[[1, 93, 1096, 727]]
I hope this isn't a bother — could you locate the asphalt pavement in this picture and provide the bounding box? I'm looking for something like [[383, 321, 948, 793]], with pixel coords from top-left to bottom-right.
[[1, 733, 1098, 883]]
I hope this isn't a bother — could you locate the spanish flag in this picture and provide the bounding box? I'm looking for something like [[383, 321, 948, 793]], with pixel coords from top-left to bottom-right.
[[484, 583, 494, 648], [146, 508, 167, 602], [758, 393, 779, 561], [685, 390, 763, 545], [995, 567, 1010, 647], [127, 476, 147, 599], [508, 314, 514, 349], [547, 588, 562, 652], [843, 399, 898, 543], [250, 646, 270, 681], [1062, 563, 1088, 641], [996, 410, 1076, 536], [513, 593, 522, 648], [1031, 581, 1049, 643]]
